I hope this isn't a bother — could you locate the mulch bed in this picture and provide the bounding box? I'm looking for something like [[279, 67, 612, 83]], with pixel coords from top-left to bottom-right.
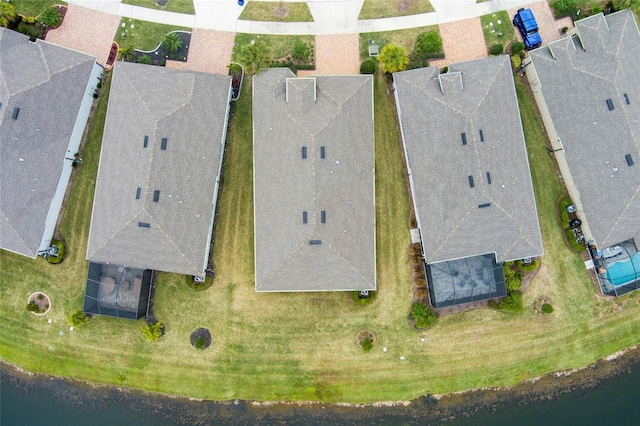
[[132, 31, 191, 67], [190, 328, 212, 349], [355, 330, 376, 347], [28, 292, 51, 315]]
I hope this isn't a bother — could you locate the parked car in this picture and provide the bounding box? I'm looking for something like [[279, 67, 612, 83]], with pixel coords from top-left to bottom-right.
[[513, 8, 542, 50]]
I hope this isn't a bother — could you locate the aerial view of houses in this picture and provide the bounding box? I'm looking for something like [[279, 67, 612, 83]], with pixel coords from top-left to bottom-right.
[[527, 8, 640, 297], [394, 55, 543, 307], [0, 27, 101, 259], [1, 0, 640, 411], [252, 69, 376, 292]]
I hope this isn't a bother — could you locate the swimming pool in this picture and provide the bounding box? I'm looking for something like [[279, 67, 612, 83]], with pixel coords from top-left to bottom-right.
[[606, 252, 640, 286]]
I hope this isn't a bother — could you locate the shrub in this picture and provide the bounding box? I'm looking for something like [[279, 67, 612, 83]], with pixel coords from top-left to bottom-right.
[[551, 0, 579, 16], [195, 336, 206, 349], [504, 263, 523, 293], [542, 303, 554, 314], [489, 44, 503, 56], [559, 197, 572, 227], [511, 54, 522, 69], [612, 0, 639, 12], [67, 309, 90, 327], [141, 321, 164, 342], [162, 32, 183, 53], [499, 291, 524, 313], [377, 43, 409, 74], [26, 301, 40, 313], [415, 288, 429, 301], [411, 302, 437, 329], [517, 259, 540, 272], [416, 30, 443, 55], [38, 7, 62, 28], [17, 22, 36, 37], [441, 66, 448, 73], [237, 39, 271, 74], [292, 40, 310, 61], [37, 294, 44, 301], [137, 55, 151, 65], [361, 337, 373, 352], [26, 16, 35, 24], [360, 59, 377, 74], [510, 41, 524, 55]]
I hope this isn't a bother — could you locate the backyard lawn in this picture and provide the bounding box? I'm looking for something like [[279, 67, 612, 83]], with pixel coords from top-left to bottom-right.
[[359, 0, 434, 19], [114, 17, 191, 51], [120, 0, 195, 15], [1, 71, 639, 403], [238, 1, 314, 22]]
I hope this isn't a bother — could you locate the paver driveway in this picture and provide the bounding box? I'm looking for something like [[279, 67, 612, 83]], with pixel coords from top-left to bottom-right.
[[45, 4, 120, 66], [507, 1, 574, 47], [166, 28, 235, 74], [298, 34, 360, 76], [430, 17, 488, 68]]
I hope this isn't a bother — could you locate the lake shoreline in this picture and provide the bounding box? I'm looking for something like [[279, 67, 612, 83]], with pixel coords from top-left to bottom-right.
[[2, 345, 639, 423]]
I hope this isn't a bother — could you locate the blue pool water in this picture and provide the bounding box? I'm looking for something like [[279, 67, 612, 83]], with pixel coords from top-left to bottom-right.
[[606, 252, 640, 286]]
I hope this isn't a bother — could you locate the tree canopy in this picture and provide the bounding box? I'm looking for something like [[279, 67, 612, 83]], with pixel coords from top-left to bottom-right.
[[377, 43, 409, 74]]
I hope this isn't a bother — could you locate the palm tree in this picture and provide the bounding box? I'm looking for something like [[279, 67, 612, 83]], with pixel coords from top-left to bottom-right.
[[237, 39, 271, 75], [118, 45, 136, 62], [0, 3, 16, 28], [376, 43, 409, 74], [162, 32, 183, 53]]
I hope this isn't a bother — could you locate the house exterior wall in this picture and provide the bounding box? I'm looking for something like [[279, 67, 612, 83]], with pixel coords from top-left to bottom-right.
[[37, 62, 103, 254], [524, 57, 595, 244]]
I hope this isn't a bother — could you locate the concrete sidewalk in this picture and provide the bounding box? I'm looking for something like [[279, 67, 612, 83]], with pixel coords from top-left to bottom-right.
[[67, 0, 545, 35]]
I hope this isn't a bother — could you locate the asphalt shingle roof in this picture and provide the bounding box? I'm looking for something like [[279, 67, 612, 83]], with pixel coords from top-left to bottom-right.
[[253, 69, 376, 291], [394, 55, 543, 264], [529, 10, 640, 249], [0, 28, 96, 258], [86, 62, 231, 276]]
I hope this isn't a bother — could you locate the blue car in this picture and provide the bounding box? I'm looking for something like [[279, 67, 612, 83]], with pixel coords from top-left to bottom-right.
[[513, 8, 542, 50]]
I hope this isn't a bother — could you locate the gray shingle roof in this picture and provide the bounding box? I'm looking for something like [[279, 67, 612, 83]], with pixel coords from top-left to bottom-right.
[[253, 69, 376, 291], [394, 55, 543, 264], [529, 10, 640, 249], [0, 28, 96, 258], [86, 62, 231, 276]]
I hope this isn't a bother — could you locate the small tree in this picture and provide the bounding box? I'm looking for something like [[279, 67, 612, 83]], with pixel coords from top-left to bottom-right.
[[67, 309, 90, 327], [237, 39, 271, 75], [360, 59, 376, 74], [361, 337, 373, 352], [541, 303, 554, 314], [489, 44, 503, 56], [0, 2, 16, 28], [162, 32, 183, 53], [411, 302, 437, 329], [26, 301, 40, 313], [377, 43, 409, 74], [291, 40, 310, 62], [510, 41, 524, 55], [137, 54, 152, 65], [38, 7, 62, 28], [416, 30, 443, 55], [141, 321, 164, 342], [119, 45, 136, 62]]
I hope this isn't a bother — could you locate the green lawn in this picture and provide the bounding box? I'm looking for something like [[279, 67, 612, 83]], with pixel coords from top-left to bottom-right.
[[359, 25, 438, 60], [121, 0, 195, 15], [480, 11, 516, 53], [1, 70, 640, 403], [113, 18, 191, 51], [239, 1, 314, 22], [359, 0, 434, 19], [8, 0, 65, 17], [231, 33, 315, 63]]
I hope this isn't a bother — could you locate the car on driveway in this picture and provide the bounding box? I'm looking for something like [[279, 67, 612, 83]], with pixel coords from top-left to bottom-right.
[[513, 8, 542, 50]]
